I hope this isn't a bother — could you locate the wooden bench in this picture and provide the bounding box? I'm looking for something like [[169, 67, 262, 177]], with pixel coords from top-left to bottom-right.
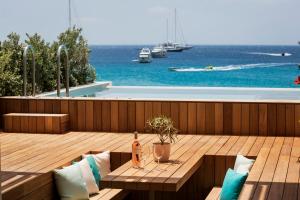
[[205, 137, 299, 200], [205, 187, 221, 200], [3, 113, 69, 134]]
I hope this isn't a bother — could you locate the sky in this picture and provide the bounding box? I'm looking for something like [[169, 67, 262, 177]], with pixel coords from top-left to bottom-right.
[[1, 0, 300, 45]]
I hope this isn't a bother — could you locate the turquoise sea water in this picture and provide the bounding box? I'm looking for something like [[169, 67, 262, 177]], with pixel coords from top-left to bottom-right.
[[89, 45, 300, 88]]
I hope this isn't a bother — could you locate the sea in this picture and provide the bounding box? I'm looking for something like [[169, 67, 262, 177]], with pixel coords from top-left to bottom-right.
[[89, 45, 300, 88]]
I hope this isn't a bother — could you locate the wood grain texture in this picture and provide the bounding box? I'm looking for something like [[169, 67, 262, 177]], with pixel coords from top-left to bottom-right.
[[1, 98, 300, 136], [1, 131, 299, 200]]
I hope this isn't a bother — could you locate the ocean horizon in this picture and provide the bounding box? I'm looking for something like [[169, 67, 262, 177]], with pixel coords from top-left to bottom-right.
[[89, 45, 300, 88]]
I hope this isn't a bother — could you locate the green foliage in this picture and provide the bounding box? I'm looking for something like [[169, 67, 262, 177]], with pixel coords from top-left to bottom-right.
[[0, 27, 96, 96], [146, 116, 179, 144]]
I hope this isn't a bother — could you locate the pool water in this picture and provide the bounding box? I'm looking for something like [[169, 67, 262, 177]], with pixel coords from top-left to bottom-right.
[[93, 86, 300, 101]]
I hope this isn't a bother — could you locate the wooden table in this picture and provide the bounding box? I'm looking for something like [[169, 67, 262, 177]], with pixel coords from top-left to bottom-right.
[[100, 135, 219, 199]]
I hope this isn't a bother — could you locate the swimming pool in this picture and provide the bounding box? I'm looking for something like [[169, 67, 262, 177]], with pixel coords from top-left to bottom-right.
[[93, 86, 300, 101], [39, 82, 111, 97]]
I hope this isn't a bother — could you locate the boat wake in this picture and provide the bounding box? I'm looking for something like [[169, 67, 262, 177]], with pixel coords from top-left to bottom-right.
[[170, 63, 296, 72], [248, 52, 292, 57]]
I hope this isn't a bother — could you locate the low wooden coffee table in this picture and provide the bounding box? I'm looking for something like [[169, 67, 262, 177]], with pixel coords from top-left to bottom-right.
[[100, 135, 220, 199]]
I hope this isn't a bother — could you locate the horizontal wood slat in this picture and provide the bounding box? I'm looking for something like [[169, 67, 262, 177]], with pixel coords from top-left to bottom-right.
[[3, 113, 69, 134]]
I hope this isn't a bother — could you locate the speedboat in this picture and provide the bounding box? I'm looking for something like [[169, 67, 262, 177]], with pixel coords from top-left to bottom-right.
[[205, 65, 214, 70], [138, 48, 152, 63], [168, 67, 178, 71], [151, 45, 167, 58]]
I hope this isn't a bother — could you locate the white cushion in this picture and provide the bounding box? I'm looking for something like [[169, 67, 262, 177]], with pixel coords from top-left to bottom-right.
[[54, 164, 89, 200], [83, 151, 111, 178], [236, 164, 251, 174], [234, 154, 255, 173], [77, 158, 99, 194]]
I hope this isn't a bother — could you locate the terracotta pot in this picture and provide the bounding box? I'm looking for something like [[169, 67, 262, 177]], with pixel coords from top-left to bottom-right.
[[153, 142, 171, 162]]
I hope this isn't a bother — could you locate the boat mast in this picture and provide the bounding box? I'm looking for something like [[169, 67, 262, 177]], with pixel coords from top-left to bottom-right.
[[68, 0, 72, 29], [174, 8, 177, 43], [166, 19, 169, 42]]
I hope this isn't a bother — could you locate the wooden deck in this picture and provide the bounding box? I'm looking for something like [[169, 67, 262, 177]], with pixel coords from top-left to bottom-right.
[[1, 132, 299, 199]]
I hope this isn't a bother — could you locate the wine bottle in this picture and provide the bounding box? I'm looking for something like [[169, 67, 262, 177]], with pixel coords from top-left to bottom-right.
[[132, 131, 141, 168]]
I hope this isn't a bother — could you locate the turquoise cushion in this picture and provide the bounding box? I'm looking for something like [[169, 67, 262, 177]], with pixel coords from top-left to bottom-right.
[[86, 155, 101, 186], [220, 168, 248, 200], [54, 164, 89, 200]]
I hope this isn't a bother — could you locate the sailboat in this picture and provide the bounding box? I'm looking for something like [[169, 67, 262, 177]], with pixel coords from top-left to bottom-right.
[[162, 9, 192, 52]]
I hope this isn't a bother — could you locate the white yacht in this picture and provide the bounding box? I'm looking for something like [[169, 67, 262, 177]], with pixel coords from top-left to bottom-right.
[[162, 42, 184, 52], [151, 45, 167, 58], [163, 9, 192, 52], [138, 48, 152, 63]]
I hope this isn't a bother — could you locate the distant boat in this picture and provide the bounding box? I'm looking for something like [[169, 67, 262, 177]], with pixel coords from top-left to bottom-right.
[[138, 48, 152, 63], [178, 44, 193, 50], [162, 42, 184, 52], [163, 9, 192, 52], [151, 45, 167, 58]]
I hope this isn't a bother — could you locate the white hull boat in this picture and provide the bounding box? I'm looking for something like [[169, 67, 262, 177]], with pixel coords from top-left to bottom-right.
[[138, 48, 152, 63]]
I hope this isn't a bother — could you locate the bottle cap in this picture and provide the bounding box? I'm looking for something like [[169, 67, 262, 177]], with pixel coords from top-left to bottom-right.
[[134, 131, 138, 139]]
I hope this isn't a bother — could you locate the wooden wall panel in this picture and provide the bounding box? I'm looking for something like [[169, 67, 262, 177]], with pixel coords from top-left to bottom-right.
[[118, 101, 128, 132], [286, 104, 295, 136], [152, 102, 162, 117], [52, 100, 61, 114], [85, 101, 94, 131], [68, 100, 77, 130], [258, 104, 268, 136], [295, 105, 300, 136], [170, 102, 179, 130], [214, 103, 223, 135], [179, 103, 188, 134], [144, 102, 153, 126], [93, 101, 102, 131], [205, 103, 215, 134], [223, 103, 232, 135], [267, 104, 277, 136], [249, 104, 258, 135], [241, 104, 249, 135], [1, 98, 300, 137], [232, 104, 241, 135], [60, 100, 69, 114], [196, 103, 206, 134], [28, 99, 37, 113], [44, 100, 53, 113], [77, 101, 86, 131], [187, 103, 197, 134], [101, 101, 111, 132], [136, 102, 145, 132], [36, 100, 45, 113], [127, 101, 136, 132], [161, 102, 171, 117], [110, 101, 118, 132], [277, 104, 286, 136]]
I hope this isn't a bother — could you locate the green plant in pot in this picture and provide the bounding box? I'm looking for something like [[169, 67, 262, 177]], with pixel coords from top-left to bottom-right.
[[146, 116, 179, 162]]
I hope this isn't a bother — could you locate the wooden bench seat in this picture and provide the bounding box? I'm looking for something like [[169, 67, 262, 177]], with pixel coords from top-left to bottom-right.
[[205, 187, 221, 200], [90, 189, 129, 200], [3, 113, 69, 134]]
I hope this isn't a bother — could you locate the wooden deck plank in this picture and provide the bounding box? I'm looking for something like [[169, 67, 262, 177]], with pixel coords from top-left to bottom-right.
[[239, 137, 275, 199], [267, 137, 293, 200], [252, 137, 285, 199], [282, 138, 300, 199]]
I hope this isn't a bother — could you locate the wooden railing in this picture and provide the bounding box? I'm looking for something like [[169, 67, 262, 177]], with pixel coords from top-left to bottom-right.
[[1, 97, 300, 136]]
